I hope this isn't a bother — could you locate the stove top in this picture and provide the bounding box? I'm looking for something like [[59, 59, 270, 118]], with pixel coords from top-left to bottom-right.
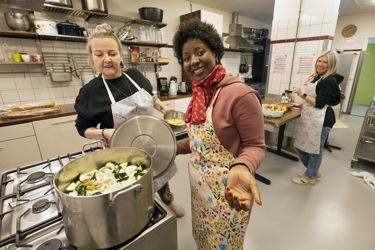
[[0, 147, 177, 250]]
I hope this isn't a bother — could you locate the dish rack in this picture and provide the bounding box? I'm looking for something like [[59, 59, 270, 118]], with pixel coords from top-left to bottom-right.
[[351, 100, 375, 168]]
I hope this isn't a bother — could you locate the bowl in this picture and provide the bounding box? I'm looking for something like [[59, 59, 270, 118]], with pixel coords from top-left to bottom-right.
[[21, 54, 30, 62], [138, 7, 163, 22], [262, 104, 286, 118], [164, 111, 186, 133]]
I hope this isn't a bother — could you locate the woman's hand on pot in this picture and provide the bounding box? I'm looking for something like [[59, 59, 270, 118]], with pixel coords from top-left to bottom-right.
[[224, 164, 262, 212], [292, 86, 303, 97], [103, 128, 115, 140]]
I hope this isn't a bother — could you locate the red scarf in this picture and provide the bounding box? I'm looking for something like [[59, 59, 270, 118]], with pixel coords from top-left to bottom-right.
[[185, 64, 226, 124]]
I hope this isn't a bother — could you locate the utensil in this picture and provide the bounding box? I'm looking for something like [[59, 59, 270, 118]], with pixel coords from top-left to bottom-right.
[[50, 63, 72, 82], [138, 7, 163, 22], [44, 0, 72, 7], [81, 0, 107, 13], [117, 20, 135, 41], [34, 19, 58, 35], [4, 11, 33, 31], [164, 111, 186, 133], [110, 115, 176, 179], [56, 20, 81, 36], [54, 145, 154, 249]]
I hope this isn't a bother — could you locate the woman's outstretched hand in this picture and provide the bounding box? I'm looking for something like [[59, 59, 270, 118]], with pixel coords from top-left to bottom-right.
[[224, 164, 262, 211]]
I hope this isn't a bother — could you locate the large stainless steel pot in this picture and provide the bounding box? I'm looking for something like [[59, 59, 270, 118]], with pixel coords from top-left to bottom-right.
[[44, 0, 72, 7], [81, 0, 107, 13], [54, 146, 154, 249], [4, 11, 33, 31]]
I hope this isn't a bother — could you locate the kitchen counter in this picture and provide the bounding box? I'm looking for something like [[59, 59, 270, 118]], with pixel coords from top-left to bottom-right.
[[158, 93, 192, 101], [0, 104, 76, 127]]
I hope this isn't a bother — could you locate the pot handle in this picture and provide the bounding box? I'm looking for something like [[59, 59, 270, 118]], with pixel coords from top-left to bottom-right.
[[81, 140, 104, 154], [111, 184, 142, 204]]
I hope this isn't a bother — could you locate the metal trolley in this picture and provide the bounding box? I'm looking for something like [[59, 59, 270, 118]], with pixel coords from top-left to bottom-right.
[[351, 100, 375, 168]]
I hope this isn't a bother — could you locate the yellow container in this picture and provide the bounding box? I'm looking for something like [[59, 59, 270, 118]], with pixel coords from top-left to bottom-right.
[[12, 53, 22, 62]]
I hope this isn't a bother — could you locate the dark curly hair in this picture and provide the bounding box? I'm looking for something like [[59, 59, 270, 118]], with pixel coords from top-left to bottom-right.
[[173, 19, 225, 65]]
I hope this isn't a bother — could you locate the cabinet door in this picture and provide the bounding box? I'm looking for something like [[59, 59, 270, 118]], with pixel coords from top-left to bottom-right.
[[33, 115, 92, 160], [174, 98, 191, 112], [0, 136, 41, 172]]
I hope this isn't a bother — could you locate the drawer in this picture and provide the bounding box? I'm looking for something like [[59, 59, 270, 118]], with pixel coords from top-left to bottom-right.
[[0, 136, 41, 171], [33, 115, 92, 159], [0, 123, 35, 142]]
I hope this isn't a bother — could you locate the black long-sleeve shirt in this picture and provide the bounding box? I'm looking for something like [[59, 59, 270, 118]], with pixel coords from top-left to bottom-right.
[[312, 73, 343, 128], [74, 68, 153, 137]]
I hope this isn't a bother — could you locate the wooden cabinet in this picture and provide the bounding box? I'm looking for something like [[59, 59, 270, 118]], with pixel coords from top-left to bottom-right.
[[33, 115, 92, 160], [0, 123, 41, 171]]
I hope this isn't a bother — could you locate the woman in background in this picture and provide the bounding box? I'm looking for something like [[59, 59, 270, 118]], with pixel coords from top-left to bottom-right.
[[173, 19, 265, 249], [292, 50, 343, 185], [74, 23, 184, 216]]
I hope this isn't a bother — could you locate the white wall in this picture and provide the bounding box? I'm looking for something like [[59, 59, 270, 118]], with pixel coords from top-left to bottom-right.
[[0, 0, 270, 106]]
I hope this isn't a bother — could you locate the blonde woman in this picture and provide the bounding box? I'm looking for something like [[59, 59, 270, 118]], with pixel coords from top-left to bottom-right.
[[292, 51, 343, 185], [74, 23, 184, 216]]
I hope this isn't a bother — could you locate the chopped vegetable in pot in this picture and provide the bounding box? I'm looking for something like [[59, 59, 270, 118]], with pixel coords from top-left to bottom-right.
[[64, 161, 147, 196]]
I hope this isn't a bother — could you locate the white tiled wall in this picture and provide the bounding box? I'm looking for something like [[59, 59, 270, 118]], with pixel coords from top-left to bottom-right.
[[268, 0, 340, 96]]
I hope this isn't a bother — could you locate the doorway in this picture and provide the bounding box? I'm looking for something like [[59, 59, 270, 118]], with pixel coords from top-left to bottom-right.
[[350, 38, 375, 116]]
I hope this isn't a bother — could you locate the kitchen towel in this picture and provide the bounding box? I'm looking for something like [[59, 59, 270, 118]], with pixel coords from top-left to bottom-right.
[[350, 171, 375, 189]]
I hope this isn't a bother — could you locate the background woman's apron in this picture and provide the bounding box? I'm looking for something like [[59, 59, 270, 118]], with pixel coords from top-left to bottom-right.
[[294, 79, 327, 154], [187, 88, 250, 250]]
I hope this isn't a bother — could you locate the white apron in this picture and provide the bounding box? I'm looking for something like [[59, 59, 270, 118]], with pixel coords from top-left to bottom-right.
[[294, 79, 328, 154], [102, 72, 154, 128], [102, 73, 177, 190]]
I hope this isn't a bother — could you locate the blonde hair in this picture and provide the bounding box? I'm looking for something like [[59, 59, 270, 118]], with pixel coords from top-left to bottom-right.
[[87, 23, 124, 69], [314, 50, 338, 79]]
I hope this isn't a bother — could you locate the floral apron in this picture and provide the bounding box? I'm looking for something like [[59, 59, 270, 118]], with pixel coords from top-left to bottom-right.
[[294, 79, 327, 154], [187, 88, 250, 250], [101, 73, 154, 148]]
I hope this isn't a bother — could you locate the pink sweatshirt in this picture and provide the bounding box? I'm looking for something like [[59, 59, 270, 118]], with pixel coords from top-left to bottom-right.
[[177, 75, 266, 174]]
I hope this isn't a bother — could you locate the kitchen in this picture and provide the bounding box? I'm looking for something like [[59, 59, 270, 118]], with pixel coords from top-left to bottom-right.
[[1, 0, 375, 249]]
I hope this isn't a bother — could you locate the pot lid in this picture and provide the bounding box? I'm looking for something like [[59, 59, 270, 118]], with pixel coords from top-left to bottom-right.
[[110, 115, 176, 179]]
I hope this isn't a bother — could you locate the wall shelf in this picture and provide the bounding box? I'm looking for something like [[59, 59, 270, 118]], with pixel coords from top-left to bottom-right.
[[42, 3, 167, 28], [123, 41, 168, 48], [131, 62, 168, 66], [0, 30, 38, 39], [0, 62, 44, 65]]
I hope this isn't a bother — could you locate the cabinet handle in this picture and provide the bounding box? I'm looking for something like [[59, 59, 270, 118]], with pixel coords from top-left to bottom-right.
[[52, 119, 76, 125]]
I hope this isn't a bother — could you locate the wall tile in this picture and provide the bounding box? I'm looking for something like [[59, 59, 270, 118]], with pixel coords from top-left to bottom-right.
[[14, 74, 32, 89], [1, 90, 20, 103], [309, 24, 322, 36], [0, 77, 16, 90], [288, 16, 299, 28], [62, 86, 75, 97], [297, 26, 309, 38], [323, 10, 338, 23], [48, 87, 63, 98], [34, 88, 50, 100], [31, 76, 48, 88], [21, 40, 37, 54], [287, 27, 297, 39], [299, 13, 311, 26], [310, 12, 324, 25], [18, 89, 35, 102]]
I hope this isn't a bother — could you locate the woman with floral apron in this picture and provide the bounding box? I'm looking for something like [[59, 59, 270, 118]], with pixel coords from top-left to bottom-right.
[[292, 51, 342, 185], [173, 20, 265, 249], [74, 23, 185, 217]]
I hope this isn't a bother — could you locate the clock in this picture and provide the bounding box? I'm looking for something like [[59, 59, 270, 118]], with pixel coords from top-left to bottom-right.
[[342, 25, 357, 38]]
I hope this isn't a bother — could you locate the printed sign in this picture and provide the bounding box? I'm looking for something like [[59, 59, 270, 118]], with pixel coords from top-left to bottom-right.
[[273, 55, 287, 73], [298, 56, 314, 74]]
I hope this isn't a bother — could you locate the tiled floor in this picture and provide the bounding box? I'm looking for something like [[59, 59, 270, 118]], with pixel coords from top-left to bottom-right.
[[351, 104, 369, 117], [169, 114, 375, 250]]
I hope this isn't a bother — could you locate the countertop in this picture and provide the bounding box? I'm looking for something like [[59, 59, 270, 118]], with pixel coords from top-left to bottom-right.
[[0, 104, 76, 127], [0, 94, 193, 127]]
